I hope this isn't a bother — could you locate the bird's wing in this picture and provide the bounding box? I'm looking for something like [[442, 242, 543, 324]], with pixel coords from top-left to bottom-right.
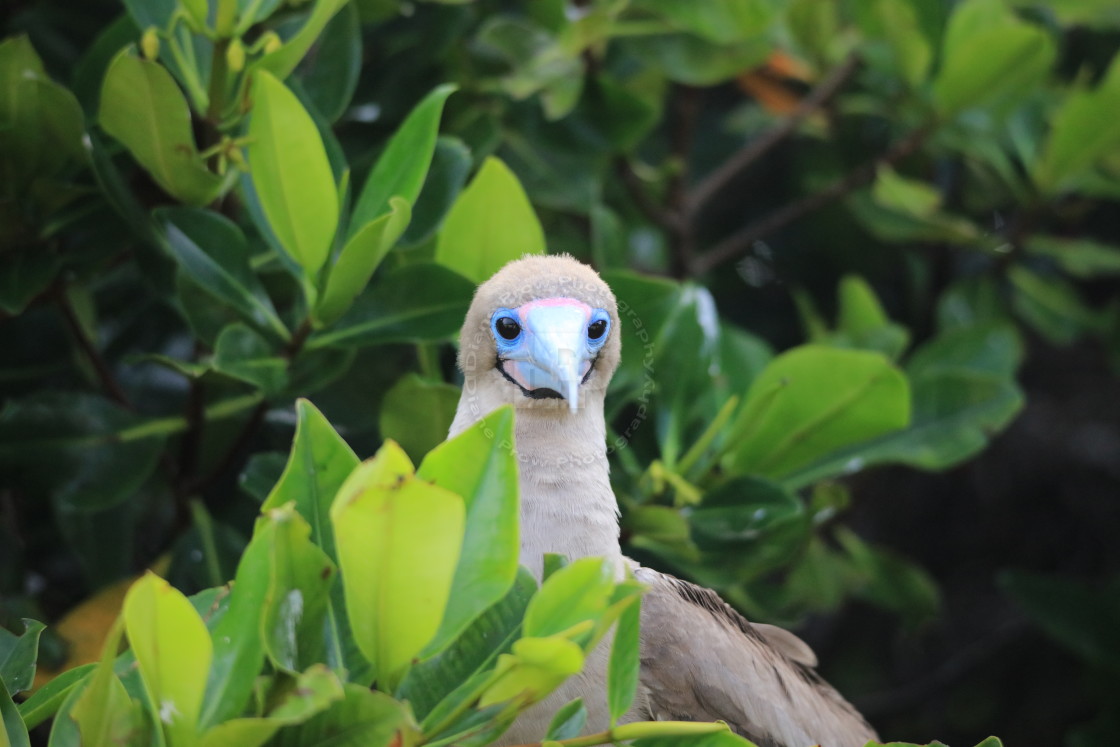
[[631, 565, 877, 747]]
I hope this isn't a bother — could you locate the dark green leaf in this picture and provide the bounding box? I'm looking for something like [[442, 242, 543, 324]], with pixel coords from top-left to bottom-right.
[[239, 452, 289, 503], [379, 373, 459, 463], [607, 594, 641, 724], [213, 323, 288, 395], [0, 678, 30, 747], [1009, 265, 1102, 344], [157, 206, 289, 341], [253, 0, 349, 80], [350, 84, 456, 236], [637, 0, 776, 44], [16, 664, 94, 730], [835, 528, 940, 628], [307, 263, 473, 349], [546, 698, 587, 740], [0, 249, 58, 315], [0, 620, 45, 695], [401, 136, 473, 248], [298, 2, 362, 123], [270, 684, 414, 747], [1025, 235, 1120, 278]]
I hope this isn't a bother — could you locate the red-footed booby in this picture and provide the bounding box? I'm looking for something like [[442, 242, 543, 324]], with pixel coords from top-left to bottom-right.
[[449, 255, 878, 747]]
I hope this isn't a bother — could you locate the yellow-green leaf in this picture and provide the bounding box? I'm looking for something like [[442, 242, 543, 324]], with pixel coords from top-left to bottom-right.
[[123, 572, 212, 747], [434, 157, 545, 283], [330, 442, 466, 689], [248, 70, 339, 276], [478, 637, 584, 708]]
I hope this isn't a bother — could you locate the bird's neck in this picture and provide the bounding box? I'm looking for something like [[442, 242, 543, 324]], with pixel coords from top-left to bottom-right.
[[449, 391, 624, 579]]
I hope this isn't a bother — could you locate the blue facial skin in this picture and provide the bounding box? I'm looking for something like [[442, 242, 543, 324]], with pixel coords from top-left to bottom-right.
[[490, 304, 611, 411]]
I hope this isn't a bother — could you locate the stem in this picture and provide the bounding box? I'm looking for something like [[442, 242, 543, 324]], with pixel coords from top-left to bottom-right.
[[506, 720, 730, 747], [165, 33, 210, 113], [416, 344, 441, 380], [57, 291, 133, 409], [190, 500, 225, 587], [689, 126, 932, 275], [677, 394, 740, 479], [687, 50, 861, 219]]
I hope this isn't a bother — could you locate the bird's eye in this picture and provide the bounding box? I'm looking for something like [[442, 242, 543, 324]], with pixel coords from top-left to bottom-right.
[[588, 319, 607, 340], [495, 316, 521, 341]]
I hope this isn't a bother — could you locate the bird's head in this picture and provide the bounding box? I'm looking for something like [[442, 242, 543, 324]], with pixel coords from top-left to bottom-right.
[[457, 254, 621, 415]]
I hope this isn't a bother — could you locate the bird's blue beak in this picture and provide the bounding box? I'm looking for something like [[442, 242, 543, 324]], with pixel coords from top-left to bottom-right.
[[492, 299, 610, 413]]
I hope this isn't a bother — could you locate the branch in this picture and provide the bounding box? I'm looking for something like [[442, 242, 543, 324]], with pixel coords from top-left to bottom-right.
[[57, 291, 133, 409], [613, 158, 683, 236], [688, 126, 931, 276], [687, 50, 861, 219]]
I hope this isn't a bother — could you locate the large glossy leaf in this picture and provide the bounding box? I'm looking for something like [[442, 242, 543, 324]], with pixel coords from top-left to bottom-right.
[[785, 324, 1024, 487], [0, 392, 165, 512], [270, 684, 415, 747], [398, 568, 537, 721], [197, 666, 344, 747], [315, 197, 412, 327], [1034, 53, 1120, 193], [434, 157, 546, 283], [248, 70, 338, 277], [330, 442, 466, 689], [212, 323, 288, 395], [416, 406, 519, 654], [297, 1, 362, 123], [0, 36, 86, 191], [401, 136, 473, 247], [932, 0, 1056, 115], [156, 207, 289, 341], [723, 346, 911, 479], [123, 572, 211, 747], [1, 678, 30, 747], [307, 263, 473, 349], [350, 84, 457, 235], [99, 50, 223, 205], [380, 373, 460, 463], [256, 506, 337, 674], [0, 620, 44, 696]]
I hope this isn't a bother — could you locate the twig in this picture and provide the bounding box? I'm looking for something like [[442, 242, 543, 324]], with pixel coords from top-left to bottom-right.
[[57, 291, 133, 409], [687, 50, 862, 220], [689, 126, 931, 275]]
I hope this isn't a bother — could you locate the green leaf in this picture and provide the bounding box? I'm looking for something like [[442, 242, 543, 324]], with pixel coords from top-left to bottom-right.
[[260, 400, 371, 685], [307, 263, 474, 349], [252, 0, 349, 79], [607, 594, 641, 725], [1025, 235, 1120, 278], [297, 1, 362, 123], [72, 620, 140, 747], [263, 399, 359, 558], [379, 373, 460, 463], [1009, 265, 1102, 344], [99, 50, 223, 205], [416, 405, 520, 655], [16, 664, 94, 730], [623, 32, 771, 86], [156, 207, 289, 341], [1002, 571, 1120, 675], [434, 157, 546, 284], [631, 725, 756, 746], [213, 323, 288, 395], [401, 136, 473, 248], [523, 557, 614, 642], [0, 36, 86, 192], [834, 275, 911, 359], [874, 0, 932, 86], [723, 345, 911, 479], [0, 392, 165, 513], [197, 665, 345, 747], [478, 636, 584, 708], [0, 678, 30, 747], [1034, 52, 1120, 193], [638, 0, 776, 44], [872, 165, 942, 217], [784, 324, 1024, 486], [350, 84, 457, 236], [835, 528, 940, 628], [256, 505, 337, 673], [399, 568, 537, 721], [316, 197, 412, 327], [330, 442, 466, 689], [0, 250, 59, 316], [248, 70, 339, 277], [932, 0, 1056, 116], [0, 620, 44, 696], [546, 699, 587, 741], [123, 572, 211, 747], [270, 684, 415, 747]]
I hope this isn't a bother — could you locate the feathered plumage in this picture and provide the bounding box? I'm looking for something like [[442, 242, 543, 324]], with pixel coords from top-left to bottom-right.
[[449, 254, 877, 747]]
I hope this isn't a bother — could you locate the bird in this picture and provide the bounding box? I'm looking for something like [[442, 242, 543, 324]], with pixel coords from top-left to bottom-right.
[[447, 254, 879, 747]]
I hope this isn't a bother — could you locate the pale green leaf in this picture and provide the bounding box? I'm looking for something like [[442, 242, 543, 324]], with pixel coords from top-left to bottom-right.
[[435, 157, 546, 283]]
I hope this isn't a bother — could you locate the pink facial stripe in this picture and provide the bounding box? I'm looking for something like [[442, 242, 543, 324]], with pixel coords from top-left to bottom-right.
[[517, 297, 592, 323]]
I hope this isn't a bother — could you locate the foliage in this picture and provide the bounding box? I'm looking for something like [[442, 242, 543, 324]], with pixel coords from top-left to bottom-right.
[[2, 0, 1119, 744]]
